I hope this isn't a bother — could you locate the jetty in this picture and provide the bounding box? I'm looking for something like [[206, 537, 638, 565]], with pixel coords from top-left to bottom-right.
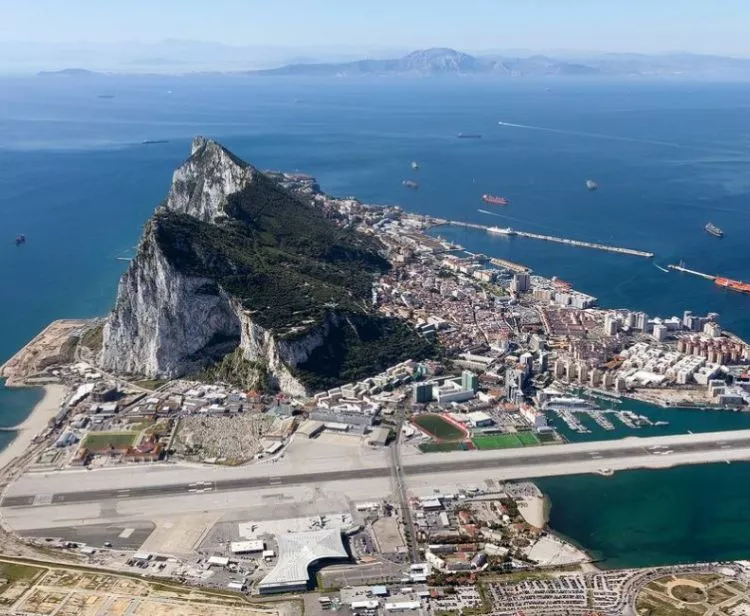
[[442, 221, 654, 259], [489, 257, 531, 273], [667, 263, 716, 280]]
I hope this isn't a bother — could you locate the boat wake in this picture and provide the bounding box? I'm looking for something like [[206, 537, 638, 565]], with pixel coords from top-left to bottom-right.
[[497, 121, 748, 157], [654, 263, 670, 273]]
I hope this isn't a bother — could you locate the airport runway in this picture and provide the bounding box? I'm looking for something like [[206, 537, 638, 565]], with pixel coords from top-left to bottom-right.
[[5, 433, 750, 508]]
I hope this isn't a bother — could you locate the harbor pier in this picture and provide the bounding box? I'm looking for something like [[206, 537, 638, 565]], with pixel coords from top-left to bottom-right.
[[667, 264, 716, 280], [441, 220, 655, 259]]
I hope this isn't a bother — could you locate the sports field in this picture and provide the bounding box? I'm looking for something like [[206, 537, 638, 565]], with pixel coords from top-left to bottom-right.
[[472, 432, 539, 450], [82, 431, 138, 451], [412, 414, 467, 440], [419, 442, 470, 453]]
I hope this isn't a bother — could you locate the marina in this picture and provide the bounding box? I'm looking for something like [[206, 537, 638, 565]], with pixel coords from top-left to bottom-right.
[[587, 409, 615, 431], [546, 399, 667, 436], [441, 220, 655, 258]]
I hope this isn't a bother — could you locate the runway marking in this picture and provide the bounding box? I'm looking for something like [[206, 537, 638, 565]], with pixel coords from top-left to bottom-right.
[[32, 494, 53, 506], [119, 528, 135, 539]]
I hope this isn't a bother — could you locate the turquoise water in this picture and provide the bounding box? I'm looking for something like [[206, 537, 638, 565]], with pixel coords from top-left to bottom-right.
[[536, 463, 750, 569], [2, 75, 750, 566], [0, 381, 43, 451], [549, 398, 750, 443]]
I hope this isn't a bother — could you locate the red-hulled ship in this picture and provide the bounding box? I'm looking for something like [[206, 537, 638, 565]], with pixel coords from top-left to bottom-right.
[[715, 277, 750, 294], [482, 194, 509, 206]]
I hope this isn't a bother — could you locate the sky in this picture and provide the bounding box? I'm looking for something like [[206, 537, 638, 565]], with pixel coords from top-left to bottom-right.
[[0, 0, 748, 56]]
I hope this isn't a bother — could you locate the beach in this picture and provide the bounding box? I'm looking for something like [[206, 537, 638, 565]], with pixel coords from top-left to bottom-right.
[[0, 384, 66, 472]]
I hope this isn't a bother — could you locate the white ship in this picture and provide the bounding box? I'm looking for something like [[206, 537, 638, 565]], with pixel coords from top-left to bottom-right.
[[488, 226, 513, 235]]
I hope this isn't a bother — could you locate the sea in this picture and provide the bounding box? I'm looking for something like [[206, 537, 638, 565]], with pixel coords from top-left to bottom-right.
[[2, 74, 750, 568]]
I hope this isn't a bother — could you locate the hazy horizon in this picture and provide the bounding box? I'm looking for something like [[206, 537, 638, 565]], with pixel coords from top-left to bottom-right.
[[1, 0, 750, 74], [3, 40, 750, 76]]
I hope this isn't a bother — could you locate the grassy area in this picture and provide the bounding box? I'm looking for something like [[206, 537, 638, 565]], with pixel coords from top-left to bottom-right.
[[472, 433, 539, 450], [537, 431, 558, 444], [517, 432, 540, 445], [0, 562, 45, 583], [413, 414, 466, 440], [79, 323, 104, 353], [419, 441, 470, 453], [133, 379, 169, 390], [82, 431, 137, 451]]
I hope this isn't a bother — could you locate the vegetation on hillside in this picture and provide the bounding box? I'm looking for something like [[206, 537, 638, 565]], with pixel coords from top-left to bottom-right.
[[293, 315, 438, 391], [195, 348, 270, 391], [79, 323, 104, 353], [155, 172, 388, 333], [155, 165, 436, 389]]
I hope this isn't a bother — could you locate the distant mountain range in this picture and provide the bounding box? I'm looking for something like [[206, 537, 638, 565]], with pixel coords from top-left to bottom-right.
[[32, 47, 750, 79], [248, 47, 750, 78]]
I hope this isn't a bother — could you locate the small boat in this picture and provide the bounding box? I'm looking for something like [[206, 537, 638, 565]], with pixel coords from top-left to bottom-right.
[[705, 222, 724, 238], [411, 161, 419, 170], [586, 179, 599, 191], [142, 139, 169, 145], [402, 180, 419, 190], [15, 234, 26, 246]]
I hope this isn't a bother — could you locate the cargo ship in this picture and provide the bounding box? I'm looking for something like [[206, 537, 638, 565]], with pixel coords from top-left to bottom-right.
[[705, 222, 724, 238], [715, 277, 750, 294], [402, 180, 419, 189], [482, 194, 509, 206], [457, 133, 482, 139]]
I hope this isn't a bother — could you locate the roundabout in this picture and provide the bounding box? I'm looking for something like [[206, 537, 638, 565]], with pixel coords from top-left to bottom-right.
[[635, 573, 750, 615]]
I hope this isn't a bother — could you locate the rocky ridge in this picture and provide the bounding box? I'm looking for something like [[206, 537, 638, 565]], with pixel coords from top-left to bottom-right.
[[100, 137, 430, 394]]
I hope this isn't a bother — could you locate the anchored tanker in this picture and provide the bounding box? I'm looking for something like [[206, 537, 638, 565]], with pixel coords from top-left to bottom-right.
[[715, 277, 750, 294], [482, 194, 510, 206]]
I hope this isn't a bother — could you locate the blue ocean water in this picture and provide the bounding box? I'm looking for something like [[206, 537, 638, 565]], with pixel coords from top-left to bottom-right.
[[2, 75, 750, 565]]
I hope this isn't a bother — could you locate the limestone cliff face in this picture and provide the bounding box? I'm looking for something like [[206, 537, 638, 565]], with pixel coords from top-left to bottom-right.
[[100, 219, 241, 378], [100, 137, 353, 394], [166, 136, 255, 223], [235, 311, 341, 396]]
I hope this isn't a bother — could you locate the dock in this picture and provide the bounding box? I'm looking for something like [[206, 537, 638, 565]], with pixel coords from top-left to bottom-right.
[[667, 264, 716, 280], [443, 221, 654, 259], [489, 257, 531, 274]]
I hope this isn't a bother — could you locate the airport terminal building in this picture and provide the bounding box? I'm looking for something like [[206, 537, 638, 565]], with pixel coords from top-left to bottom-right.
[[258, 528, 349, 594]]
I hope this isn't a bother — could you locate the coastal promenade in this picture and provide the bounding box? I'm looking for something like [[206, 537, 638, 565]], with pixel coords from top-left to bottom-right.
[[439, 219, 655, 258]]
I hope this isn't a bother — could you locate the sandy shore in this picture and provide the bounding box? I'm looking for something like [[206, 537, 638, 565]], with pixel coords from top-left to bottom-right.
[[0, 384, 67, 472], [519, 493, 546, 528]]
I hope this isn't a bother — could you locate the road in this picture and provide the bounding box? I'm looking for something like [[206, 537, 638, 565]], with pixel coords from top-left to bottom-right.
[[389, 423, 419, 563], [4, 430, 750, 508]]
